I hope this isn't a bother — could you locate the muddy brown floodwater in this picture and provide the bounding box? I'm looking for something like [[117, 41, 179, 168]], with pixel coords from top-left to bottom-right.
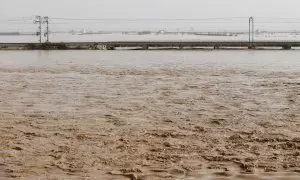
[[0, 50, 300, 180]]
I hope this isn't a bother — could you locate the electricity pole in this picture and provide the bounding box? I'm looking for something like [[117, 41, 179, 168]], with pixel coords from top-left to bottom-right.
[[44, 16, 49, 42], [249, 17, 254, 48], [34, 16, 42, 43]]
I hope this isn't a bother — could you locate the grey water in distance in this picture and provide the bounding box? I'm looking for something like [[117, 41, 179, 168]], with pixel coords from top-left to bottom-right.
[[2, 33, 300, 43], [0, 50, 299, 72]]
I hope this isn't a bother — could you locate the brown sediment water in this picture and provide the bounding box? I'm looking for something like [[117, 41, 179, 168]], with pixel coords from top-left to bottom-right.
[[0, 51, 299, 179]]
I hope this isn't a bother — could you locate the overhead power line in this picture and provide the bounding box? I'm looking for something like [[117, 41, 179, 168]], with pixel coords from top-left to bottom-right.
[[49, 17, 249, 22]]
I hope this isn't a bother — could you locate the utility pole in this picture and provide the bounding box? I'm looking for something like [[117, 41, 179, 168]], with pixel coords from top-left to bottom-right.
[[34, 16, 42, 43], [44, 16, 49, 42], [248, 17, 254, 48], [252, 17, 254, 44]]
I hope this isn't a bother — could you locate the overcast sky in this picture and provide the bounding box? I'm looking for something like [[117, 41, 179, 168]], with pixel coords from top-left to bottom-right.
[[1, 0, 300, 19], [1, 0, 300, 32]]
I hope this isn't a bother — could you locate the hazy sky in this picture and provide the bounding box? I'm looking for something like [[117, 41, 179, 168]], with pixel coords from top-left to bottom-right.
[[1, 0, 300, 32], [1, 0, 300, 19]]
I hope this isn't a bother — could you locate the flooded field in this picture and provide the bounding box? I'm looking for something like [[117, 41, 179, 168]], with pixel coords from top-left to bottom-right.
[[0, 50, 299, 179], [2, 33, 300, 43]]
